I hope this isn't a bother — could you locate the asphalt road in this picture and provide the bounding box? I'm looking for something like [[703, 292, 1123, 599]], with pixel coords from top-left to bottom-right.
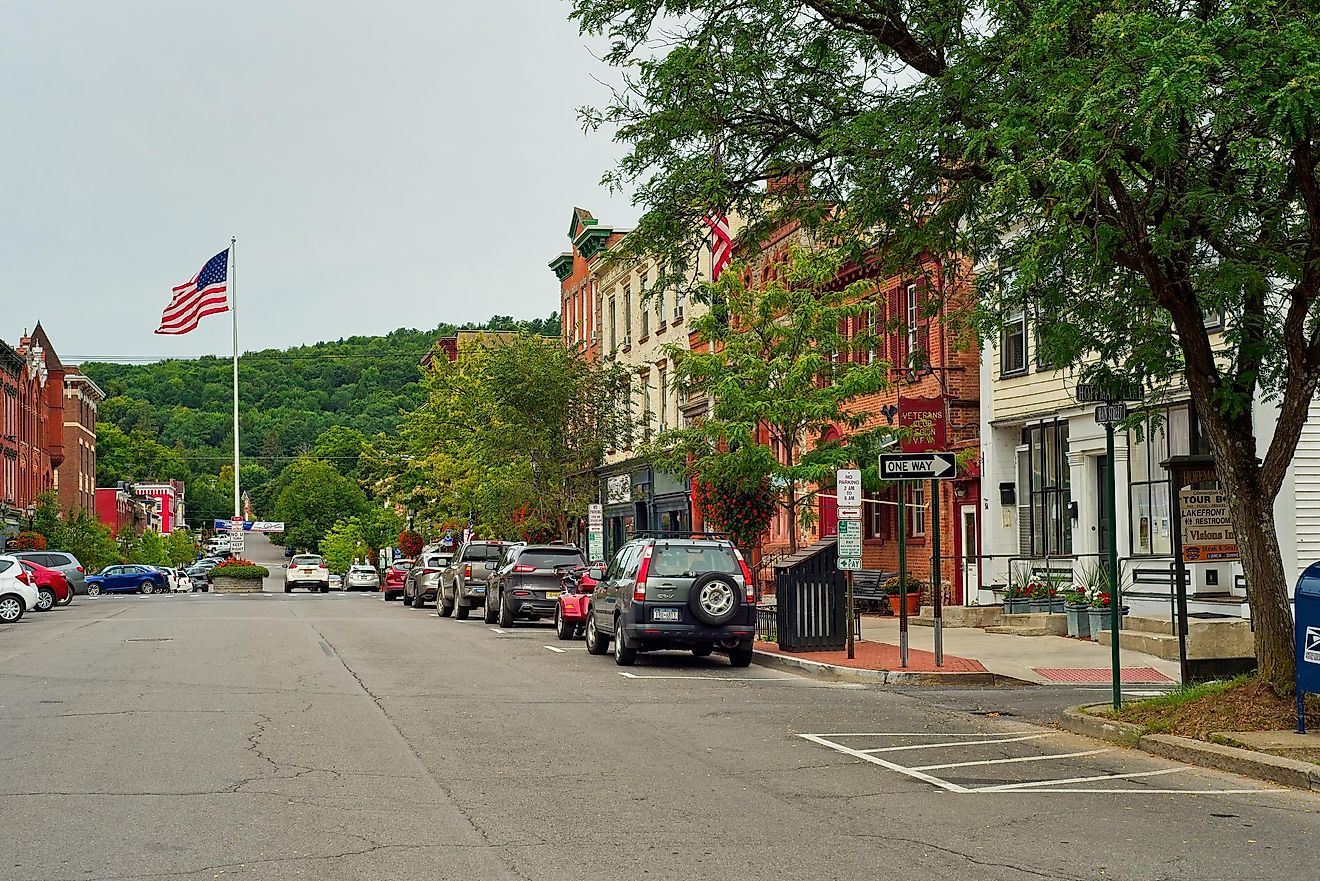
[[2, 535, 1317, 881]]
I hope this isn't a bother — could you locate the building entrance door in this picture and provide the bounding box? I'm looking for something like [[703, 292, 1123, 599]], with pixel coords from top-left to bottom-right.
[[1097, 456, 1111, 578], [960, 504, 979, 601]]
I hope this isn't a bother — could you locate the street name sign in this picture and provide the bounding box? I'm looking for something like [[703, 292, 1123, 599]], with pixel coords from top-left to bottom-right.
[[835, 468, 862, 507], [1076, 381, 1142, 403], [1094, 403, 1128, 425], [879, 452, 957, 480]]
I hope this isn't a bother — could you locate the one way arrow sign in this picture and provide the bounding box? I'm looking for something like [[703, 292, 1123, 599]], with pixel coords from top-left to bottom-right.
[[879, 452, 958, 481]]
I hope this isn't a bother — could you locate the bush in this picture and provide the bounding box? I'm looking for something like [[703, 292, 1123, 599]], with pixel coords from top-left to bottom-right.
[[882, 574, 924, 595], [13, 531, 46, 551], [211, 558, 269, 580], [398, 530, 424, 558]]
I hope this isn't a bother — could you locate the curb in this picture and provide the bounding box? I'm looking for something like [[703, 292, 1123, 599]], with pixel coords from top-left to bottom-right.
[[751, 649, 1036, 687], [1060, 705, 1320, 792]]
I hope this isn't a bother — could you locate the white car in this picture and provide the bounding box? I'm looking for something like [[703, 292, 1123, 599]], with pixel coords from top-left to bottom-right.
[[0, 555, 41, 623], [284, 554, 330, 593]]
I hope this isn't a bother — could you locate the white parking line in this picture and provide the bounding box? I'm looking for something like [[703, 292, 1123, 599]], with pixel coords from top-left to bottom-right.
[[976, 767, 1188, 791], [798, 734, 971, 793], [544, 645, 566, 653], [858, 733, 1053, 753], [910, 748, 1110, 772]]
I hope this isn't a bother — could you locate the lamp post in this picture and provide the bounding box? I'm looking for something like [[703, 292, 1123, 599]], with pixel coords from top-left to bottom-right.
[[24, 503, 36, 531]]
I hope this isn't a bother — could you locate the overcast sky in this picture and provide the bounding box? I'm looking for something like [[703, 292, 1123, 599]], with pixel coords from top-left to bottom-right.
[[0, 0, 637, 362]]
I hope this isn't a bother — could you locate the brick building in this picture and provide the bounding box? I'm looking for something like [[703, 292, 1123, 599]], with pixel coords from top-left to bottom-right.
[[56, 367, 104, 516], [133, 480, 186, 534], [95, 486, 150, 539], [2, 323, 67, 534], [549, 208, 626, 361]]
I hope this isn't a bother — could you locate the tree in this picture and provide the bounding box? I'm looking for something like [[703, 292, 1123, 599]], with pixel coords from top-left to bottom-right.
[[273, 458, 370, 551], [321, 518, 370, 572], [572, 0, 1319, 691], [165, 530, 198, 567], [52, 511, 120, 573], [647, 247, 892, 552], [311, 426, 368, 477]]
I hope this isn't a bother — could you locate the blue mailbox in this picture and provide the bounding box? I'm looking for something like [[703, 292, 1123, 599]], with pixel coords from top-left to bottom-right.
[[1295, 563, 1320, 733]]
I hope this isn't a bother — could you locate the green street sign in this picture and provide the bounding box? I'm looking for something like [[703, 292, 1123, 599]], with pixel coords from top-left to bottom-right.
[[837, 557, 862, 571]]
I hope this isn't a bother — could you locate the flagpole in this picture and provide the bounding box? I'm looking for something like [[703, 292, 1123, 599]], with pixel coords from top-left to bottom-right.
[[230, 236, 240, 520]]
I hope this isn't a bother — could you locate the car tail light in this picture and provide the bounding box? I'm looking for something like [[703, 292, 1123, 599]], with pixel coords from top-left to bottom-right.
[[633, 545, 653, 602], [76, 566, 85, 573], [464, 564, 472, 578], [319, 562, 328, 569], [422, 567, 439, 575], [513, 590, 530, 597], [733, 549, 755, 603], [512, 564, 535, 573], [16, 571, 30, 585]]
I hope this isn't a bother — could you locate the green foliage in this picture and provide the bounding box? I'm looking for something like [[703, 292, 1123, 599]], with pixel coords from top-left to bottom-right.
[[320, 518, 370, 572], [273, 458, 370, 551], [211, 560, 270, 580], [399, 333, 630, 541], [644, 247, 893, 551], [164, 530, 199, 567], [26, 492, 119, 572], [122, 530, 168, 567], [571, 0, 1319, 691]]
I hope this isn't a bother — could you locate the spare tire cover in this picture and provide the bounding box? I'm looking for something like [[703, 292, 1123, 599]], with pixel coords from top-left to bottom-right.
[[687, 572, 742, 626]]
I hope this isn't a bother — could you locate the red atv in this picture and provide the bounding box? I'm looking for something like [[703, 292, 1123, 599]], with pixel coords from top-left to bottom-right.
[[553, 565, 597, 640]]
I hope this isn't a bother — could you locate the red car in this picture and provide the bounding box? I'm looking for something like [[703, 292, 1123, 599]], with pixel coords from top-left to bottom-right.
[[18, 559, 72, 611], [381, 558, 414, 601], [554, 565, 598, 640]]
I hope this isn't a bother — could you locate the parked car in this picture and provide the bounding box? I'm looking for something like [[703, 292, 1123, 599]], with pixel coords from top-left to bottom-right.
[[440, 541, 507, 619], [344, 564, 380, 592], [0, 555, 40, 622], [403, 552, 452, 609], [170, 568, 193, 592], [151, 566, 180, 592], [487, 544, 588, 628], [554, 564, 598, 640], [17, 559, 71, 610], [583, 536, 756, 667], [381, 559, 414, 601], [283, 546, 296, 558], [85, 564, 170, 596], [329, 573, 343, 590], [284, 554, 330, 593], [10, 550, 87, 596], [185, 563, 213, 591]]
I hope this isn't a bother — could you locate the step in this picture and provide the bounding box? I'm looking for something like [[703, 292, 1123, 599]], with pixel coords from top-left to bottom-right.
[[984, 613, 1068, 637], [912, 606, 1003, 629], [1096, 620, 1255, 661], [1122, 615, 1174, 636], [1096, 628, 1180, 660]]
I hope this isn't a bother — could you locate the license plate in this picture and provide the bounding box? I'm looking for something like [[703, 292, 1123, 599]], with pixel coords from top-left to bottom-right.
[[545, 591, 561, 600], [471, 586, 485, 593], [652, 608, 680, 622]]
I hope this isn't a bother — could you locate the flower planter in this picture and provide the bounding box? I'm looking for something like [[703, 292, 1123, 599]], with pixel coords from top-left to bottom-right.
[[1049, 598, 1065, 614], [212, 575, 264, 594], [1004, 597, 1031, 615], [887, 593, 922, 616], [1087, 606, 1128, 637], [1065, 603, 1091, 638]]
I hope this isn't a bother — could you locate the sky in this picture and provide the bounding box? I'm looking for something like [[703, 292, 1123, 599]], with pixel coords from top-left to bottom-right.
[[0, 0, 637, 362]]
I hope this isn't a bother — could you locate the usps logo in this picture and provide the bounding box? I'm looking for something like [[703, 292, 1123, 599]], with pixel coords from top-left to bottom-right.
[[1306, 627, 1320, 665]]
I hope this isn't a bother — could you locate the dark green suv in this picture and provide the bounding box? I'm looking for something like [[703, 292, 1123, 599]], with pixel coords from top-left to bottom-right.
[[583, 536, 756, 667]]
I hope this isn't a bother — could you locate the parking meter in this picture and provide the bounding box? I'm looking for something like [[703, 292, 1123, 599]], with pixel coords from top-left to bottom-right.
[[1294, 562, 1320, 733]]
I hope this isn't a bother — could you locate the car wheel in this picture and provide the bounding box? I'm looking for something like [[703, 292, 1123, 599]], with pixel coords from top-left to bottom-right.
[[284, 585, 292, 593], [728, 640, 754, 668], [584, 609, 609, 655], [87, 583, 101, 597], [554, 606, 576, 641], [402, 591, 414, 607], [687, 572, 741, 626], [36, 588, 55, 612], [496, 592, 514, 628], [0, 596, 24, 622], [691, 645, 714, 658], [439, 598, 453, 618], [139, 581, 155, 595], [57, 589, 73, 607], [319, 586, 329, 594], [481, 596, 497, 624], [613, 617, 637, 666]]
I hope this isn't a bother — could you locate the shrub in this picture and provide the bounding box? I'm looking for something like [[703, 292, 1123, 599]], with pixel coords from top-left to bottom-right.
[[882, 574, 924, 595], [211, 558, 269, 580], [13, 531, 46, 551], [398, 530, 424, 558]]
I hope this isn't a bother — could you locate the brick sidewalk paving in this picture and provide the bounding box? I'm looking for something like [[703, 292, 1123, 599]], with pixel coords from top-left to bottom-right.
[[754, 639, 987, 673]]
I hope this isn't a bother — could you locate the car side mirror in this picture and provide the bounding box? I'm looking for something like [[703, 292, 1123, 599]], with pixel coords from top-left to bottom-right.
[[484, 561, 497, 570], [588, 566, 606, 582]]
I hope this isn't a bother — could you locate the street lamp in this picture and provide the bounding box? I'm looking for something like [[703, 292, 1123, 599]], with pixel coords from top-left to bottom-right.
[[24, 503, 35, 530]]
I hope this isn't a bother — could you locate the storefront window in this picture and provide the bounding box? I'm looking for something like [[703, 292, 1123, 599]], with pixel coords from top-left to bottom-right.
[[1129, 405, 1200, 556], [1022, 420, 1071, 556]]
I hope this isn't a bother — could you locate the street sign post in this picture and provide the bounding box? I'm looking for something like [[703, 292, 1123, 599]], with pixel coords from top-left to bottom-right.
[[878, 452, 957, 481], [587, 504, 604, 564], [1094, 403, 1128, 425], [835, 469, 864, 658], [879, 452, 960, 668]]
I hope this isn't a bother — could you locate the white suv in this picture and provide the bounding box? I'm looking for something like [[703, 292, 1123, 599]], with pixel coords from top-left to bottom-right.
[[284, 554, 330, 593], [0, 555, 41, 623]]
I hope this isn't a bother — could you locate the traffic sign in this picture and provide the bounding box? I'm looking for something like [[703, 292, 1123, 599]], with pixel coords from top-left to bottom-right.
[[837, 557, 862, 571], [836, 468, 862, 507], [838, 506, 862, 520], [1094, 403, 1127, 425], [837, 519, 863, 555], [1076, 381, 1142, 403], [879, 452, 957, 480]]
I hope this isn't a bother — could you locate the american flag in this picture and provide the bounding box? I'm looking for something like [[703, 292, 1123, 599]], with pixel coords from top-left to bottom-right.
[[705, 213, 732, 280], [155, 249, 230, 335]]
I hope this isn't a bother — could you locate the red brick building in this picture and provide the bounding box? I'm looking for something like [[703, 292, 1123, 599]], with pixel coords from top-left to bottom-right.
[[95, 486, 148, 539], [56, 367, 104, 516], [549, 208, 625, 361], [2, 323, 67, 533]]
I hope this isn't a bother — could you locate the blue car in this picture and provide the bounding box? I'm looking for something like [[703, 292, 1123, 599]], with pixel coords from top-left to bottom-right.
[[85, 564, 169, 596]]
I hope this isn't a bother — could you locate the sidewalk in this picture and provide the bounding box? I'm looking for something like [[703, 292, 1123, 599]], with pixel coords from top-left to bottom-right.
[[754, 615, 1183, 686]]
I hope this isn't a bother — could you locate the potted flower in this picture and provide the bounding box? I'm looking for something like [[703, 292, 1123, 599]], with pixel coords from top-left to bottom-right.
[[1003, 576, 1030, 615], [882, 574, 924, 616], [1064, 582, 1091, 638], [210, 558, 270, 593]]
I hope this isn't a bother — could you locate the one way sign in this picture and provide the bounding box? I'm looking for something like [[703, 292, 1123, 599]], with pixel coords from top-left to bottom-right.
[[879, 452, 958, 481]]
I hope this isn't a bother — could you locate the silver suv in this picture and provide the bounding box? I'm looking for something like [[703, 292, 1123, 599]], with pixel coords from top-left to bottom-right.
[[584, 536, 755, 667], [11, 550, 87, 596], [439, 541, 507, 620]]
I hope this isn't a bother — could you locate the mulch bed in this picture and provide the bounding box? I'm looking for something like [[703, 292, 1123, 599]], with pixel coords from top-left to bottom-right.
[[1110, 678, 1320, 741]]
